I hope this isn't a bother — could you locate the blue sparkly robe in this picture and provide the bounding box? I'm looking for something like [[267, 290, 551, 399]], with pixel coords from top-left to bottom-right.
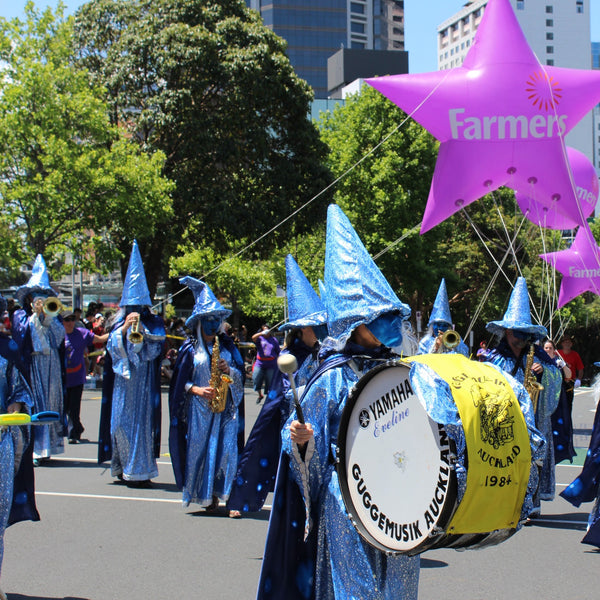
[[484, 340, 561, 504], [561, 399, 600, 547], [0, 353, 37, 579], [228, 339, 319, 513], [418, 333, 469, 357], [12, 309, 65, 458], [98, 313, 165, 480], [278, 346, 420, 600], [169, 333, 244, 506]]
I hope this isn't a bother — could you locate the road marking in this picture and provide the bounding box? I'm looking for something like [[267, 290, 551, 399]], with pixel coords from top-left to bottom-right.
[[36, 491, 274, 512], [48, 456, 173, 466], [37, 491, 181, 503]]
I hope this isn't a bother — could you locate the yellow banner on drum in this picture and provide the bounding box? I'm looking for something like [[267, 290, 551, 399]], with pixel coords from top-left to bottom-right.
[[411, 354, 531, 534]]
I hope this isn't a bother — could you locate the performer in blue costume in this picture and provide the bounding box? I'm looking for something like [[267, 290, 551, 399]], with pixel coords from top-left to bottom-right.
[[258, 204, 420, 600], [168, 277, 245, 517], [418, 278, 469, 356], [12, 255, 65, 464], [1, 294, 38, 600], [98, 241, 165, 487], [483, 277, 561, 512], [228, 254, 327, 513], [561, 385, 600, 547]]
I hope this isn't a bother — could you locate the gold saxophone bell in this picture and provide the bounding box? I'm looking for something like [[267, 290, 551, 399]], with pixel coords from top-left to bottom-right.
[[128, 317, 144, 344], [441, 329, 460, 350], [43, 297, 63, 318]]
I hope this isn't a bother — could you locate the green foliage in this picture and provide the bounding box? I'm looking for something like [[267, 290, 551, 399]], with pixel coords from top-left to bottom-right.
[[73, 0, 333, 289], [0, 3, 174, 281]]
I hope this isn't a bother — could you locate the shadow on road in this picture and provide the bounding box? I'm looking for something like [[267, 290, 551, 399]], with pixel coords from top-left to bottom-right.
[[7, 595, 90, 600], [420, 558, 449, 569], [529, 512, 588, 531]]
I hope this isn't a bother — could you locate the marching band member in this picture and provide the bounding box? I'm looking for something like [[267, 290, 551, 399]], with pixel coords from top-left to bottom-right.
[[0, 294, 38, 600], [228, 254, 327, 514], [258, 205, 419, 600], [168, 277, 244, 517], [418, 278, 468, 356], [483, 277, 561, 513], [98, 241, 165, 487], [12, 255, 65, 465]]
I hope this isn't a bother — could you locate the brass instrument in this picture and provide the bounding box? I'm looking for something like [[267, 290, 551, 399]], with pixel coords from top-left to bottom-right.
[[441, 329, 460, 350], [523, 344, 543, 412], [43, 297, 63, 318], [127, 316, 144, 345], [208, 337, 233, 413]]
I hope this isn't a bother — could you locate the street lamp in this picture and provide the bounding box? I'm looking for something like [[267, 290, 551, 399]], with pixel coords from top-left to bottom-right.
[[275, 284, 287, 325]]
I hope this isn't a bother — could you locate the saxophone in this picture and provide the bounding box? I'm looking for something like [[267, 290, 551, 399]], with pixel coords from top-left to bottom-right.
[[523, 343, 543, 413], [208, 337, 233, 413]]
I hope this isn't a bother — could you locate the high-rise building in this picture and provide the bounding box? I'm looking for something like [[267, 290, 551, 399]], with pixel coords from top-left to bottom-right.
[[437, 0, 594, 172], [246, 1, 405, 98]]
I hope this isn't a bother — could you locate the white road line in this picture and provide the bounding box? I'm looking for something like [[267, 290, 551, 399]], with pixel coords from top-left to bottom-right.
[[36, 491, 273, 511], [48, 456, 172, 466], [37, 491, 181, 503]]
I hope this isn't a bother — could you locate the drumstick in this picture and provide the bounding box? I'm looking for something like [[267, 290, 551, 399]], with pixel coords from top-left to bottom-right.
[[277, 354, 304, 424]]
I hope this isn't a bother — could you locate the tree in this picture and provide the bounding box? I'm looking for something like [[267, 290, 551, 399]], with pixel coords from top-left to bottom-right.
[[0, 3, 174, 285], [73, 0, 333, 294]]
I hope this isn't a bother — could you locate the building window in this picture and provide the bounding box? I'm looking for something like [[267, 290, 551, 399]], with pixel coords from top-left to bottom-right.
[[546, 19, 553, 26], [576, 1, 584, 13], [517, 0, 524, 9], [545, 5, 553, 13], [350, 2, 365, 14], [546, 46, 554, 54], [546, 32, 554, 40], [546, 59, 554, 65], [351, 22, 365, 34]]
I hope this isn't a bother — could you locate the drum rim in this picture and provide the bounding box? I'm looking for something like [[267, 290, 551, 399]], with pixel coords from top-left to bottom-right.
[[336, 359, 458, 556]]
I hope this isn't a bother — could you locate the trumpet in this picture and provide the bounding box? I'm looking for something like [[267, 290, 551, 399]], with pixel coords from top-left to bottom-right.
[[127, 316, 144, 345], [441, 329, 461, 350], [43, 297, 63, 318]]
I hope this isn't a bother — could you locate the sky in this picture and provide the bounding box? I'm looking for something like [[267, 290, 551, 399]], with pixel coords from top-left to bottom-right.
[[1, 0, 599, 74]]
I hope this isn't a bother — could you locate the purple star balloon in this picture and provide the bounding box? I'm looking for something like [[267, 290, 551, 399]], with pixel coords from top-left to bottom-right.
[[540, 226, 600, 307], [366, 0, 600, 233]]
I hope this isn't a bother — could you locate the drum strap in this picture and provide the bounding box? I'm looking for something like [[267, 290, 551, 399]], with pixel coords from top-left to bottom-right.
[[411, 354, 532, 534]]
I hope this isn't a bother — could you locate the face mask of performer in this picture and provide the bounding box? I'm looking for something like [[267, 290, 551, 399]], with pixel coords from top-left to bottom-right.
[[432, 322, 450, 337], [366, 312, 404, 348], [201, 316, 222, 338]]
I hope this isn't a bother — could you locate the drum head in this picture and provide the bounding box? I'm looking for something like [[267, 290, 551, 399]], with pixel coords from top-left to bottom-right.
[[337, 361, 457, 554]]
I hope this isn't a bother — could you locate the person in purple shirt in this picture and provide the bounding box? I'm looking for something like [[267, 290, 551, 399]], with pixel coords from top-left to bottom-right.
[[251, 325, 280, 403], [63, 311, 108, 443]]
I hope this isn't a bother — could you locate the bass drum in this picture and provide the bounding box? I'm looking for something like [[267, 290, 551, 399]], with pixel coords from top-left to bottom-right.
[[337, 360, 519, 556]]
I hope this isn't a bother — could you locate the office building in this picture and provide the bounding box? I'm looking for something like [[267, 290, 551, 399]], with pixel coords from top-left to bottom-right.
[[246, 0, 406, 98]]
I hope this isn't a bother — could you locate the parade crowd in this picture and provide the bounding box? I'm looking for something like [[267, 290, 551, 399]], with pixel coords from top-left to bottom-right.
[[0, 206, 597, 600]]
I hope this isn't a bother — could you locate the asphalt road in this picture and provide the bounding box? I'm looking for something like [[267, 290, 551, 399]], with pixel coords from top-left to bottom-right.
[[2, 383, 599, 600]]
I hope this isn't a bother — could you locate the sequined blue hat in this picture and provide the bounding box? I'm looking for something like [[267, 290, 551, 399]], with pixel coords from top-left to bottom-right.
[[486, 277, 547, 340], [318, 279, 327, 307], [428, 278, 452, 327], [119, 240, 152, 307], [16, 254, 57, 305], [324, 204, 411, 342], [180, 276, 231, 330], [279, 255, 327, 331]]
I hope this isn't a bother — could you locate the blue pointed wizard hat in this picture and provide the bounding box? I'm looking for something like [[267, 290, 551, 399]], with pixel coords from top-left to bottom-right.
[[279, 254, 327, 331], [16, 254, 57, 305], [119, 240, 152, 307], [324, 204, 411, 342], [318, 279, 328, 308], [180, 276, 231, 330], [486, 277, 547, 340], [428, 278, 452, 326]]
